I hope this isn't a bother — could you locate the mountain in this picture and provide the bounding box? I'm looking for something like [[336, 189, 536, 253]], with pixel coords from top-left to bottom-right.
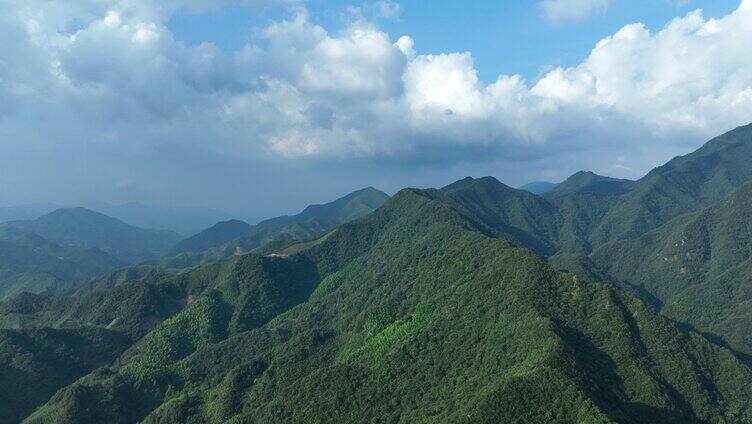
[[0, 228, 123, 300], [166, 187, 390, 263], [428, 177, 561, 255], [83, 202, 235, 236], [544, 171, 635, 200], [0, 208, 183, 264], [4, 183, 752, 422], [591, 182, 752, 356], [518, 181, 557, 195], [0, 328, 130, 424], [168, 220, 252, 256], [589, 123, 752, 246], [3, 126, 752, 422]]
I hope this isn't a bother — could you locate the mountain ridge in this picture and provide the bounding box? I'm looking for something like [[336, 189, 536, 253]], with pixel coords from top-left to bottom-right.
[[0, 207, 183, 264], [165, 187, 389, 265], [12, 183, 752, 423]]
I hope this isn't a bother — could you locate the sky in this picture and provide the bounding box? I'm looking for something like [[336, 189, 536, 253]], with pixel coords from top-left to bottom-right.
[[1, 0, 751, 222]]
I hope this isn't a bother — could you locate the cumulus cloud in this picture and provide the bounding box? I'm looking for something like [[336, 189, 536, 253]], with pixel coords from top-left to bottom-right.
[[1, 0, 752, 209], [539, 0, 610, 23]]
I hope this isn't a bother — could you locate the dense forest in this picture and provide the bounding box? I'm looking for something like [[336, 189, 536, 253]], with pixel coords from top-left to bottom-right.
[[2, 125, 752, 422]]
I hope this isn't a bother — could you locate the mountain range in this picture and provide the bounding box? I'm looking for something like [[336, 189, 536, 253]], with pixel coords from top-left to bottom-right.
[[164, 187, 390, 267], [0, 202, 236, 237], [0, 208, 182, 264], [1, 125, 752, 422]]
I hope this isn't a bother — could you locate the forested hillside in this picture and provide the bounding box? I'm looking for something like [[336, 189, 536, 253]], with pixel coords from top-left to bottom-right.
[[3, 181, 752, 423], [2, 125, 752, 423], [0, 228, 123, 300]]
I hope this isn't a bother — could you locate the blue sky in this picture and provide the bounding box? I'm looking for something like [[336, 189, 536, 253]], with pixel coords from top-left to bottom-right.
[[1, 0, 751, 221], [168, 0, 741, 82]]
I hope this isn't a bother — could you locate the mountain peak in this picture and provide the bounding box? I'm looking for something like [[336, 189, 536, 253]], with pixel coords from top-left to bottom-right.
[[2, 207, 183, 263], [441, 176, 511, 193], [546, 171, 635, 199], [40, 207, 120, 224]]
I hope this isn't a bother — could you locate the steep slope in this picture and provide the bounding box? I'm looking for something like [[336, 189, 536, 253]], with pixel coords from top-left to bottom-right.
[[0, 328, 130, 423], [0, 228, 123, 300], [165, 187, 389, 265], [429, 177, 561, 255], [17, 188, 752, 423], [590, 123, 752, 246], [0, 208, 183, 263], [593, 182, 752, 355]]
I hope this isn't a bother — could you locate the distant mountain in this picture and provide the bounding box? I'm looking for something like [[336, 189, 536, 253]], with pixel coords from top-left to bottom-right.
[[518, 181, 557, 195], [83, 202, 235, 236], [9, 183, 752, 423], [0, 227, 123, 300], [0, 208, 183, 263], [428, 177, 560, 255], [5, 126, 752, 422], [166, 187, 389, 263], [168, 220, 252, 256], [544, 171, 635, 200]]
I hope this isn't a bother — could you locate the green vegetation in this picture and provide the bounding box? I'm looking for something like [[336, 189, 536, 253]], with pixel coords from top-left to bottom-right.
[[0, 327, 130, 423], [163, 187, 389, 266], [2, 126, 752, 422], [9, 184, 752, 423], [0, 228, 123, 300], [169, 220, 252, 256], [592, 182, 752, 355], [0, 207, 183, 263]]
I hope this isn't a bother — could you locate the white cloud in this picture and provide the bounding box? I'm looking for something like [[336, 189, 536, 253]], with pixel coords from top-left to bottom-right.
[[1, 0, 752, 190], [539, 0, 610, 23]]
